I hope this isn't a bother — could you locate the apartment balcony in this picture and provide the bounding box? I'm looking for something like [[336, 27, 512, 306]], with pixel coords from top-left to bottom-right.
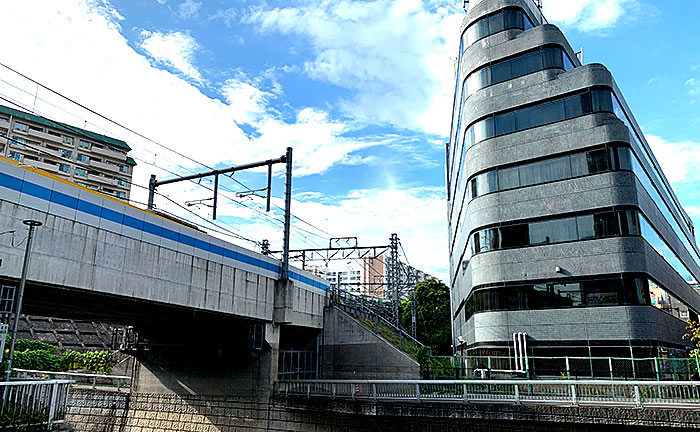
[[28, 129, 65, 145], [87, 173, 117, 186], [40, 147, 62, 158], [24, 159, 59, 173], [91, 146, 127, 162], [89, 159, 120, 173], [10, 144, 41, 156]]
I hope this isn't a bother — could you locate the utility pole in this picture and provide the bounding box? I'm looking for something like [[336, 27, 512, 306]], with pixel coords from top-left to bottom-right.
[[5, 219, 42, 380], [281, 147, 293, 281], [389, 233, 399, 327]]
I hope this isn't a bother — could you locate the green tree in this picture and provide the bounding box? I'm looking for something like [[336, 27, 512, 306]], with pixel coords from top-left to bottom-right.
[[400, 279, 451, 355], [684, 320, 700, 358]]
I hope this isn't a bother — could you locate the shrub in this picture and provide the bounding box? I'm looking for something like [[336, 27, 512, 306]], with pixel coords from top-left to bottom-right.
[[7, 339, 116, 373]]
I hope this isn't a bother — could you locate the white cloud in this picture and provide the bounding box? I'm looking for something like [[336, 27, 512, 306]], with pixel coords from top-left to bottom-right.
[[272, 186, 448, 280], [685, 78, 700, 96], [178, 0, 201, 19], [243, 0, 462, 137], [0, 1, 388, 195], [210, 8, 237, 27], [139, 30, 203, 83], [0, 0, 448, 275], [646, 134, 700, 184], [543, 0, 637, 32]]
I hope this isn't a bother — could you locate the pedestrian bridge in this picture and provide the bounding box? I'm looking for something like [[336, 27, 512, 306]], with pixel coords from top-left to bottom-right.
[[0, 157, 328, 328]]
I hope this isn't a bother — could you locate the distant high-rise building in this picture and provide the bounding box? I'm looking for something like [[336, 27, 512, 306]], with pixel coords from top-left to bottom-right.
[[307, 254, 437, 300], [0, 105, 135, 200], [448, 0, 700, 358]]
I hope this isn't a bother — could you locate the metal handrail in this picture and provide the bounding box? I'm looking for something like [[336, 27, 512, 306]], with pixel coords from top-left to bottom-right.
[[0, 379, 74, 427], [277, 379, 700, 408], [332, 289, 423, 349], [14, 368, 131, 392]]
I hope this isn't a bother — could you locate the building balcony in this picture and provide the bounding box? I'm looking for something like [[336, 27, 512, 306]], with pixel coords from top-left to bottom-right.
[[91, 146, 127, 162], [89, 159, 120, 173], [24, 159, 59, 173], [40, 147, 62, 158], [28, 129, 65, 145], [87, 173, 117, 186]]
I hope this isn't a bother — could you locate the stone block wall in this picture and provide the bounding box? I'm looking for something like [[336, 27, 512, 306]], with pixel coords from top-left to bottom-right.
[[65, 389, 700, 431]]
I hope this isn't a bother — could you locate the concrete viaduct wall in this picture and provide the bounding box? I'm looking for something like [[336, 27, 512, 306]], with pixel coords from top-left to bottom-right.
[[0, 157, 328, 328]]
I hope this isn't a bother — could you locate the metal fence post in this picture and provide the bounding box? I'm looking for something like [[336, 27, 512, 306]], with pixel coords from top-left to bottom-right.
[[634, 385, 642, 408], [565, 357, 570, 379], [332, 383, 336, 399], [415, 383, 421, 401], [654, 357, 660, 381], [463, 383, 468, 404], [514, 384, 520, 404], [48, 382, 59, 425], [609, 357, 614, 380], [372, 383, 377, 401], [570, 384, 578, 407], [306, 383, 310, 398]]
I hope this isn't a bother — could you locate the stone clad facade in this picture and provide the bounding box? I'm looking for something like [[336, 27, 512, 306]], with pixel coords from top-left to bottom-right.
[[447, 0, 700, 358]]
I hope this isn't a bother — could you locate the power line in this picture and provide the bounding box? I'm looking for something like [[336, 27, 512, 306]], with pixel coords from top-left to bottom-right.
[[0, 68, 335, 246], [0, 61, 205, 168], [0, 89, 327, 250]]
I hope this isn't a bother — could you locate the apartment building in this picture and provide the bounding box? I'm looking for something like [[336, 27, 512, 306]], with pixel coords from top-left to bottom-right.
[[308, 255, 437, 300], [448, 0, 700, 358], [0, 105, 135, 200]]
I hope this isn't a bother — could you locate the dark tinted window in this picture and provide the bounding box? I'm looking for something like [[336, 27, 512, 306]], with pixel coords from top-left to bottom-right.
[[472, 210, 635, 254], [498, 166, 519, 190], [464, 89, 612, 149], [586, 148, 611, 173], [488, 12, 505, 34], [542, 47, 563, 69], [467, 145, 632, 204], [464, 275, 671, 320], [500, 224, 529, 248], [494, 112, 516, 135], [503, 8, 524, 29], [592, 89, 614, 112], [593, 212, 620, 237], [463, 8, 533, 50], [519, 156, 571, 186], [530, 99, 565, 126], [464, 46, 574, 99], [529, 217, 578, 245], [510, 50, 542, 77]]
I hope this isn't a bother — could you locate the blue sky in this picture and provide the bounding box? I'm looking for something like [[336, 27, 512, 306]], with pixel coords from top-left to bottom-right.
[[0, 0, 698, 282]]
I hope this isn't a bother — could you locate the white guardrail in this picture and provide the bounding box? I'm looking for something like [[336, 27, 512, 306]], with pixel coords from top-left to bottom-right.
[[14, 368, 131, 392], [0, 379, 73, 427], [276, 379, 700, 408]]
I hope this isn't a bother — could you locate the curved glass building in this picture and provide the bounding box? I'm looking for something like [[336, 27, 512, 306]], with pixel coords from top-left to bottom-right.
[[448, 0, 700, 359]]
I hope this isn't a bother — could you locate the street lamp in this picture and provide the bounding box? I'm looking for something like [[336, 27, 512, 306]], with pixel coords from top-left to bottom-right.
[[4, 219, 42, 381]]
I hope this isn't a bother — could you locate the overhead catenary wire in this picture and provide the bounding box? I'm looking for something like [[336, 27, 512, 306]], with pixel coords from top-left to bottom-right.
[[0, 101, 258, 245], [0, 88, 328, 250], [0, 68, 335, 247], [0, 62, 428, 319]]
